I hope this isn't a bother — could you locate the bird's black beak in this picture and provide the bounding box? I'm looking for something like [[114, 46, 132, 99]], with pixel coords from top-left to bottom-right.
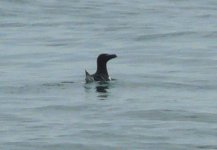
[[108, 54, 117, 59]]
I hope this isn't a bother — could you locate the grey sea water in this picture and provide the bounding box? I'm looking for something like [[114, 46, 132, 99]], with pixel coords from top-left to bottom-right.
[[1, 0, 217, 149]]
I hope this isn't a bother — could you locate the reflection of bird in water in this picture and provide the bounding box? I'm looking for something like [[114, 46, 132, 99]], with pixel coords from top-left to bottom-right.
[[96, 83, 110, 100], [85, 53, 117, 83], [84, 82, 113, 100], [96, 83, 109, 93]]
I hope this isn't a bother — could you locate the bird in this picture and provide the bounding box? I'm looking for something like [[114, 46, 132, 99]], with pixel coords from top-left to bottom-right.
[[85, 53, 117, 83]]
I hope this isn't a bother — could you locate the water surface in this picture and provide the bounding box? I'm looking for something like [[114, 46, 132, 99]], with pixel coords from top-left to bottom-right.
[[1, 0, 217, 149]]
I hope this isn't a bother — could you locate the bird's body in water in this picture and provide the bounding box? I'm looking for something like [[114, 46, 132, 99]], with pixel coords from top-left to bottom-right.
[[85, 53, 117, 83]]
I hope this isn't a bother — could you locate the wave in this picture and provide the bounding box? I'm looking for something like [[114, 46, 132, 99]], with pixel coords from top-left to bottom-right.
[[135, 31, 198, 41]]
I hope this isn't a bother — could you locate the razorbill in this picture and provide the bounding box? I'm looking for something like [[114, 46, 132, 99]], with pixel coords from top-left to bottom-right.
[[85, 53, 117, 83]]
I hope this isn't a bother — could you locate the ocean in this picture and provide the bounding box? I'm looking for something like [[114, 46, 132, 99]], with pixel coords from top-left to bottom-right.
[[1, 0, 217, 149]]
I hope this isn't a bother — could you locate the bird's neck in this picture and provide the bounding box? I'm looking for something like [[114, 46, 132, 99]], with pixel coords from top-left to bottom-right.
[[96, 62, 108, 76]]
